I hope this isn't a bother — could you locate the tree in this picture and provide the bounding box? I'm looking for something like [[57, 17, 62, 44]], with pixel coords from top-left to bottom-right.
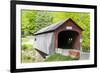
[[21, 10, 90, 51], [51, 12, 90, 50], [21, 10, 37, 36], [35, 11, 53, 32]]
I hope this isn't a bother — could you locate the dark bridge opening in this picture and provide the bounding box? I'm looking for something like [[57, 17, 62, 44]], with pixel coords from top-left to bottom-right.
[[58, 30, 79, 49]]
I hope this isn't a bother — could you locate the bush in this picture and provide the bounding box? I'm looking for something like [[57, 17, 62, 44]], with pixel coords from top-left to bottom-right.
[[22, 38, 29, 42], [22, 55, 35, 63], [82, 48, 90, 52], [22, 44, 33, 50], [82, 45, 90, 52]]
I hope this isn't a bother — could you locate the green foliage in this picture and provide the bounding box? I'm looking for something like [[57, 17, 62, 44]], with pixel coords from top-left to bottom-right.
[[22, 54, 35, 63], [22, 38, 29, 42], [21, 10, 90, 51], [51, 12, 90, 50], [21, 10, 53, 36], [21, 10, 37, 35], [22, 44, 33, 50], [35, 11, 53, 32], [82, 46, 90, 52], [21, 43, 36, 63], [21, 51, 36, 63], [45, 53, 74, 61], [51, 12, 68, 23]]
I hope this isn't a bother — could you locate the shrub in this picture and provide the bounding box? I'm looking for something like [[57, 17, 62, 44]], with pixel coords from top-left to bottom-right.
[[22, 38, 29, 42], [22, 55, 35, 63], [22, 44, 33, 50], [82, 45, 90, 52], [82, 48, 90, 52]]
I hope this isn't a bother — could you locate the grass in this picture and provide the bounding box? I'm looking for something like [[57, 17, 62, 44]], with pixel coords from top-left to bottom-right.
[[21, 37, 44, 63], [22, 38, 29, 42], [45, 53, 74, 62], [21, 44, 33, 50], [21, 53, 35, 63], [21, 48, 36, 63], [21, 43, 36, 63], [21, 36, 80, 63]]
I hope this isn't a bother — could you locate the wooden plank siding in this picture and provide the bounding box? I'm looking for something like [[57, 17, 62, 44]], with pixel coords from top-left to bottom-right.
[[34, 32, 55, 55], [54, 19, 82, 49], [34, 18, 83, 56]]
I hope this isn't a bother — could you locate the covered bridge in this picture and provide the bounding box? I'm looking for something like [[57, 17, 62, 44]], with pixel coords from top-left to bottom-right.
[[34, 18, 83, 58]]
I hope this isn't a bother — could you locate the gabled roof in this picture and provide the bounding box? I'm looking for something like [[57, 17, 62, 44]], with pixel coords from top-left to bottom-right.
[[34, 18, 83, 35]]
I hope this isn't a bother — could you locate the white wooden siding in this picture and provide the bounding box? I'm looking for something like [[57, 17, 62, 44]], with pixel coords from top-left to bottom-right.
[[34, 32, 55, 54]]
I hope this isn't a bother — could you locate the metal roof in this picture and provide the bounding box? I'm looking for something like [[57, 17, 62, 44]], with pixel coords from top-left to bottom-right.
[[34, 18, 83, 35]]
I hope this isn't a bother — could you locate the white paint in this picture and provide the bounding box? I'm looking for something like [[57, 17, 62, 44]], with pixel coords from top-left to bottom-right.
[[34, 32, 54, 54], [66, 26, 72, 30], [56, 48, 69, 56], [16, 3, 95, 69], [80, 39, 82, 43]]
